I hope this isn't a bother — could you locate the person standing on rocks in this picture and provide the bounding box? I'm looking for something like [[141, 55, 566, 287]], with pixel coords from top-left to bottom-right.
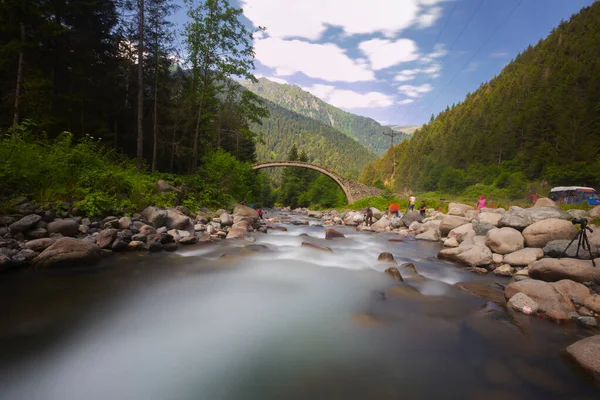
[[388, 202, 400, 217], [257, 208, 263, 219], [477, 195, 487, 210], [364, 203, 373, 226], [408, 194, 416, 212], [419, 201, 427, 218]]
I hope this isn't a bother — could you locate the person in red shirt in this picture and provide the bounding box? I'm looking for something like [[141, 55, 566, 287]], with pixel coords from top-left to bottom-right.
[[257, 209, 263, 219], [388, 202, 400, 217]]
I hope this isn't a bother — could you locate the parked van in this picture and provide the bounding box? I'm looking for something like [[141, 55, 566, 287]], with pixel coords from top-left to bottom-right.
[[548, 186, 600, 205]]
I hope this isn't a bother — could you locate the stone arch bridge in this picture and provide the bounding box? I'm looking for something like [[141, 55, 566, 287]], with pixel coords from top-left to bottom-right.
[[253, 161, 383, 204]]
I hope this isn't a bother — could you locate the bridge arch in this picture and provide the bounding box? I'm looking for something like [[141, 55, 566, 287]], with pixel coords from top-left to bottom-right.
[[253, 161, 355, 204]]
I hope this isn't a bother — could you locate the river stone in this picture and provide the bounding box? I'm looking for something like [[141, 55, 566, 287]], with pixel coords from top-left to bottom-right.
[[384, 267, 403, 281], [26, 228, 48, 239], [485, 227, 524, 255], [502, 248, 544, 267], [550, 279, 590, 305], [493, 264, 515, 276], [492, 253, 504, 264], [127, 240, 146, 250], [508, 292, 539, 314], [47, 219, 79, 237], [439, 245, 492, 267], [22, 238, 56, 252], [220, 213, 233, 227], [444, 237, 459, 247], [233, 205, 259, 224], [477, 212, 503, 227], [378, 252, 395, 262], [165, 209, 193, 232], [589, 205, 600, 218], [226, 226, 249, 240], [118, 216, 132, 230], [583, 295, 600, 314], [448, 223, 474, 239], [575, 316, 598, 328], [325, 228, 345, 240], [529, 258, 600, 283], [415, 228, 441, 241], [566, 335, 600, 382], [472, 220, 494, 236], [498, 207, 572, 230], [139, 224, 157, 236], [448, 202, 474, 217], [505, 280, 575, 321], [408, 221, 422, 232], [400, 212, 423, 227], [31, 237, 105, 269], [567, 209, 589, 220], [13, 249, 39, 264], [439, 215, 469, 235], [522, 219, 577, 248], [534, 197, 559, 208], [96, 228, 118, 249], [301, 241, 332, 252], [141, 206, 168, 228], [543, 239, 599, 258], [9, 214, 42, 234], [371, 216, 391, 230]]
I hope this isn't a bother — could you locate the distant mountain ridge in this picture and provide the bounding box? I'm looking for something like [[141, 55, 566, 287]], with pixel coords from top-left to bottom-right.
[[241, 78, 407, 155], [388, 125, 422, 135]]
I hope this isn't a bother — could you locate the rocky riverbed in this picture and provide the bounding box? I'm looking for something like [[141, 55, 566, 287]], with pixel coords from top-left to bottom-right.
[[1, 197, 600, 388]]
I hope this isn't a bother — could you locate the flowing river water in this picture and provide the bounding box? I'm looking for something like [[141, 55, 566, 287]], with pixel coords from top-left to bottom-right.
[[0, 211, 598, 399]]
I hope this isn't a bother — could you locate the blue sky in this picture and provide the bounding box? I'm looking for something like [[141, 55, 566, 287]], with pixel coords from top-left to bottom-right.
[[170, 0, 595, 126]]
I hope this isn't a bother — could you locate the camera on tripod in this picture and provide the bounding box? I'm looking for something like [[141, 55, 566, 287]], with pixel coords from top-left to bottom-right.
[[560, 218, 596, 267]]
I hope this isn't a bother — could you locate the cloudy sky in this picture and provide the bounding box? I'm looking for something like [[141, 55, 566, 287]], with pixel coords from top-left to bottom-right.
[[171, 0, 595, 125]]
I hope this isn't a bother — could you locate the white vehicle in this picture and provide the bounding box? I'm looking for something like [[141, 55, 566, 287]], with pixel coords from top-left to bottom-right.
[[548, 186, 600, 205]]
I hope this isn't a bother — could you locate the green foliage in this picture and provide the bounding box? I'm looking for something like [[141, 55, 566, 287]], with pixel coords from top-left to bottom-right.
[[0, 124, 272, 216], [298, 175, 347, 209], [241, 78, 407, 156], [361, 3, 600, 196]]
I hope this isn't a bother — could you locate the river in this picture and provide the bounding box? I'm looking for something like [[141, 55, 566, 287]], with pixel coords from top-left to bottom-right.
[[0, 211, 598, 399]]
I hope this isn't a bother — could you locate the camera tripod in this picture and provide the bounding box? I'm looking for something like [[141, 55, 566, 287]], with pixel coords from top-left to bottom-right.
[[559, 219, 596, 268]]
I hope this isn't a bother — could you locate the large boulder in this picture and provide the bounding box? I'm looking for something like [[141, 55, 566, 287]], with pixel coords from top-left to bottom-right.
[[47, 219, 79, 237], [31, 237, 105, 269], [551, 279, 590, 305], [543, 239, 599, 258], [485, 227, 524, 255], [9, 214, 42, 234], [588, 205, 600, 218], [566, 335, 600, 383], [567, 209, 589, 220], [415, 228, 441, 241], [528, 258, 600, 283], [502, 248, 544, 267], [504, 279, 575, 321], [220, 212, 233, 227], [583, 295, 600, 314], [96, 228, 118, 249], [439, 215, 469, 235], [448, 223, 474, 239], [226, 227, 249, 240], [508, 292, 539, 314], [533, 197, 559, 208], [325, 228, 345, 240], [522, 219, 577, 248], [498, 207, 572, 230], [371, 216, 390, 231], [477, 212, 502, 227], [343, 211, 364, 226], [233, 205, 259, 225], [472, 220, 494, 236], [590, 229, 600, 248], [141, 206, 168, 228], [401, 212, 424, 227], [166, 209, 194, 232], [447, 202, 474, 217], [438, 245, 492, 267], [389, 216, 403, 229], [22, 238, 56, 252]]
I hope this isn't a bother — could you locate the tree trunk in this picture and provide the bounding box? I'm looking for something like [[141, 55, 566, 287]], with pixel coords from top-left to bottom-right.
[[136, 0, 145, 170], [191, 77, 206, 172], [151, 44, 159, 172], [13, 22, 25, 125]]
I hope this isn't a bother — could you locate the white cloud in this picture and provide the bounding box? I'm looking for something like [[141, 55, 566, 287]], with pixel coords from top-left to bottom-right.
[[398, 83, 433, 98], [429, 43, 448, 59], [398, 99, 415, 105], [394, 69, 419, 82], [358, 38, 420, 70], [242, 0, 448, 40], [254, 37, 374, 82], [302, 84, 394, 109], [418, 6, 442, 28], [490, 51, 510, 58], [267, 77, 288, 84]]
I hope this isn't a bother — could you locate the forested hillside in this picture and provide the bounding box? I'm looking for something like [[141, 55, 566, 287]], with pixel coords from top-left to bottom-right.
[[241, 78, 402, 155], [252, 100, 376, 179], [361, 2, 600, 196]]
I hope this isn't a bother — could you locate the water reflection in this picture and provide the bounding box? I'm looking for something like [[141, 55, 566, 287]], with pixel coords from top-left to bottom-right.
[[0, 215, 597, 399]]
